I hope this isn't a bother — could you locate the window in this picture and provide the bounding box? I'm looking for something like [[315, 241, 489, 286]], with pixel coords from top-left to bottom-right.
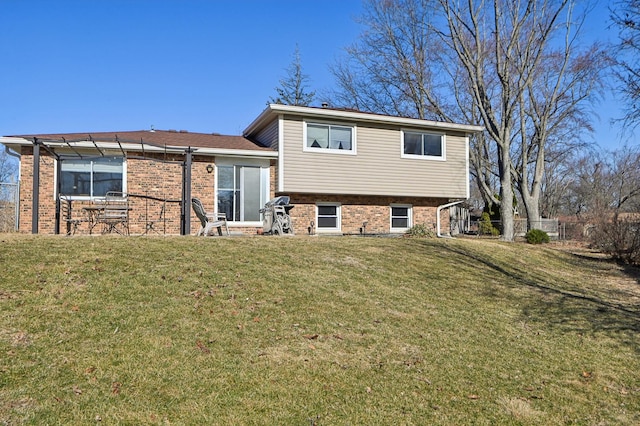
[[391, 205, 412, 232], [306, 123, 354, 152], [217, 164, 268, 223], [402, 131, 444, 159], [316, 203, 341, 231], [60, 157, 124, 197]]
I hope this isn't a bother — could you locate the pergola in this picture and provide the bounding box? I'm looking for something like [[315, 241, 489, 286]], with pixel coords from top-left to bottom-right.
[[27, 135, 196, 235]]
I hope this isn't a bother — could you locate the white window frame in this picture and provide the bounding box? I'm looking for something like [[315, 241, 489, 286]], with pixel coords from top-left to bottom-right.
[[401, 129, 446, 161], [390, 204, 412, 233], [316, 202, 341, 232], [215, 158, 270, 227], [55, 156, 127, 201], [303, 120, 357, 155]]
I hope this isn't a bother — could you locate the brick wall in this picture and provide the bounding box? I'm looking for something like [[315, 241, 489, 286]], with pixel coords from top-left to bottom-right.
[[285, 193, 450, 235], [17, 150, 277, 236], [17, 148, 451, 237], [19, 146, 57, 233], [126, 155, 184, 234]]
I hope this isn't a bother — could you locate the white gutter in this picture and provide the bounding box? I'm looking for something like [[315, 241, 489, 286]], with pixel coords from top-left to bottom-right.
[[0, 136, 30, 147], [436, 200, 466, 238], [244, 104, 485, 136], [0, 137, 277, 158], [193, 147, 278, 158]]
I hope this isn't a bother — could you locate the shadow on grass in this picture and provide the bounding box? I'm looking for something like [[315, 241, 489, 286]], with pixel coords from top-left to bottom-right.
[[565, 251, 640, 286], [422, 241, 640, 352]]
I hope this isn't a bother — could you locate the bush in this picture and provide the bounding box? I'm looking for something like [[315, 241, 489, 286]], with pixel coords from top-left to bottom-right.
[[478, 212, 500, 236], [525, 229, 550, 244], [405, 223, 435, 238], [590, 217, 640, 266]]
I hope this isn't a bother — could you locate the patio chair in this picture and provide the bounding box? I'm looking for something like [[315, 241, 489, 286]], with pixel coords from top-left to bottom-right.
[[59, 194, 86, 235], [191, 197, 229, 236], [99, 191, 130, 235], [144, 202, 165, 235]]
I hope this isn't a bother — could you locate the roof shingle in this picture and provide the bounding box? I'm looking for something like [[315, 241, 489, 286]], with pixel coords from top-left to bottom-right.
[[13, 130, 273, 151]]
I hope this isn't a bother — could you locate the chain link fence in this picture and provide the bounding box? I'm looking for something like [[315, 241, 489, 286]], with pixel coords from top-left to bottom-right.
[[0, 182, 19, 232], [468, 218, 560, 239]]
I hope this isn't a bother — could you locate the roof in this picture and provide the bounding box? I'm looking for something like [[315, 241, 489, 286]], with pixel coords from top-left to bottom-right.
[[6, 129, 274, 152], [244, 104, 485, 136]]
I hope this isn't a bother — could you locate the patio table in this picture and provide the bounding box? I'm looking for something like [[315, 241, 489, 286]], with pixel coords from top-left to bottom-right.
[[82, 204, 105, 235]]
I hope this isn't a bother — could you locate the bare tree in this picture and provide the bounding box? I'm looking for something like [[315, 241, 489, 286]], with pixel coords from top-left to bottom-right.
[[561, 145, 640, 217], [0, 145, 18, 183], [539, 145, 581, 219], [611, 0, 640, 128], [331, 0, 605, 240], [515, 40, 606, 227], [0, 144, 19, 232], [269, 45, 316, 106], [563, 145, 640, 264]]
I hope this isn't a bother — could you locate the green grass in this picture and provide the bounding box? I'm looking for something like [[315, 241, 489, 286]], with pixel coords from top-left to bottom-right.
[[1, 235, 639, 425]]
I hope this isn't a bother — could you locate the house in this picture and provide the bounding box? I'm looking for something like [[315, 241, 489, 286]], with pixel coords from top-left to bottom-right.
[[0, 104, 483, 236]]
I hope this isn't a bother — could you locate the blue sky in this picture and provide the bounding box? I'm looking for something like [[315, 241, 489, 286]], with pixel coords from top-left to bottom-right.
[[0, 0, 634, 148], [1, 0, 363, 136]]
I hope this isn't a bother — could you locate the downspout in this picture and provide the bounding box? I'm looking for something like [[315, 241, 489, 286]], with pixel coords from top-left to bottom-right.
[[4, 144, 20, 159], [436, 200, 466, 238]]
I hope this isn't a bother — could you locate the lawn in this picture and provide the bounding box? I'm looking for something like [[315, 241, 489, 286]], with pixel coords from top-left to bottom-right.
[[1, 235, 638, 425]]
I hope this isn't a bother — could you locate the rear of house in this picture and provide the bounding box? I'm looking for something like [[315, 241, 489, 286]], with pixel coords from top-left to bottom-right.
[[2, 104, 482, 236], [245, 104, 482, 235]]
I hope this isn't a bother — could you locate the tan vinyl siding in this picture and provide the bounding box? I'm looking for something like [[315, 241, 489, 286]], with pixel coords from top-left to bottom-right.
[[281, 117, 468, 198], [253, 118, 279, 149]]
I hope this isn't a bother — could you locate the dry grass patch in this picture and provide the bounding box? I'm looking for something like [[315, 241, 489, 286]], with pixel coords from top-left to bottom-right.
[[497, 396, 545, 422]]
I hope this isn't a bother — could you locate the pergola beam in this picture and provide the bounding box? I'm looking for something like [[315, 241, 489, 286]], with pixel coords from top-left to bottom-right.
[[31, 139, 40, 234], [28, 137, 194, 235]]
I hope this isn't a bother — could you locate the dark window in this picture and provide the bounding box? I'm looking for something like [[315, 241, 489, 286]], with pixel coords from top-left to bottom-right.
[[391, 206, 411, 230], [403, 132, 443, 158], [60, 157, 123, 197], [317, 204, 340, 229], [307, 123, 353, 151]]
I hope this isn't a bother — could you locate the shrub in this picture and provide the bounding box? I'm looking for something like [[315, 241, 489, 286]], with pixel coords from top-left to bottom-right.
[[590, 216, 640, 266], [525, 229, 550, 244], [405, 223, 435, 238], [479, 212, 500, 236]]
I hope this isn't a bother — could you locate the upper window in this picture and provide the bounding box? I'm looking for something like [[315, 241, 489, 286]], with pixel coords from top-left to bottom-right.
[[60, 157, 124, 198], [305, 123, 354, 153], [402, 131, 445, 159]]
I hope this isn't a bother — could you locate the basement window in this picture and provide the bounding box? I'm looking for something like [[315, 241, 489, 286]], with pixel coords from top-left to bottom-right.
[[316, 203, 341, 232], [390, 204, 412, 232]]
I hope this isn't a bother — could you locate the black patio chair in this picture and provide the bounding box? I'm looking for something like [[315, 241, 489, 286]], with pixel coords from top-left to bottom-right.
[[59, 194, 87, 235]]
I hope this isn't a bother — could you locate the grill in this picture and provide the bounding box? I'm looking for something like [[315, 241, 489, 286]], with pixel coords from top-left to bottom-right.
[[260, 196, 294, 235]]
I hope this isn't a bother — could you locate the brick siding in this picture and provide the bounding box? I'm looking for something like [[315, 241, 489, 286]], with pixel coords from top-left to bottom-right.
[[285, 193, 450, 235], [18, 149, 450, 236]]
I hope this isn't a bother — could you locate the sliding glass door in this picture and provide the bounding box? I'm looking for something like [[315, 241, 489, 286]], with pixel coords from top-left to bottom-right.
[[217, 164, 265, 222]]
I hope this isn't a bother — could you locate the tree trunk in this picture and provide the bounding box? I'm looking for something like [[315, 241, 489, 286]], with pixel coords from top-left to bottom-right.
[[498, 147, 515, 241], [521, 192, 541, 231]]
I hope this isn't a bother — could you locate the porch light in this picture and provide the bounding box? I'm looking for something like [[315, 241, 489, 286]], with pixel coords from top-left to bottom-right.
[[206, 164, 214, 174]]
